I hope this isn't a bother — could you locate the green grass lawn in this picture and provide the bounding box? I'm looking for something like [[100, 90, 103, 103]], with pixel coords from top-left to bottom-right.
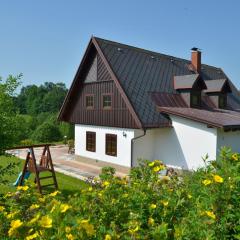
[[0, 155, 87, 196]]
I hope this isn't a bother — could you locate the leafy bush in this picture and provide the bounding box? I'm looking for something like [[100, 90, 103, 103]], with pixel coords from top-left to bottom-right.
[[32, 122, 61, 143], [0, 147, 239, 239]]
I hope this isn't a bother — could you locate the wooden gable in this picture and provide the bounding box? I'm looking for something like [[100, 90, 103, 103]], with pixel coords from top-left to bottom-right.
[[59, 41, 140, 129]]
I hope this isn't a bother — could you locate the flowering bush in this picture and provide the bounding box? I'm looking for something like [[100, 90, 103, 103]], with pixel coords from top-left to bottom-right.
[[0, 147, 240, 239]]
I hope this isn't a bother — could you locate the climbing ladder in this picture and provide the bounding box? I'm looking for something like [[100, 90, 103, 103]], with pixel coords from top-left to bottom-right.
[[9, 144, 58, 194]]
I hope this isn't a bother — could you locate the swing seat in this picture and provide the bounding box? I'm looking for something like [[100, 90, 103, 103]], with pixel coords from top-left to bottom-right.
[[28, 156, 51, 173]]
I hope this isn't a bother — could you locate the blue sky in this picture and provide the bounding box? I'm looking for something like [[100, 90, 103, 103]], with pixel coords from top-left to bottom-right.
[[0, 0, 240, 89]]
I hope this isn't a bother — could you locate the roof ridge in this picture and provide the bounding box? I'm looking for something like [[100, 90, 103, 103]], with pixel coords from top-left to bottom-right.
[[93, 36, 223, 71]]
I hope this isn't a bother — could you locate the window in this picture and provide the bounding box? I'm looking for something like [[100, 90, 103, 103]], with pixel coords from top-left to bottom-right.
[[105, 134, 117, 156], [85, 95, 94, 109], [86, 131, 96, 152], [102, 94, 112, 109], [190, 92, 201, 108], [219, 94, 227, 109]]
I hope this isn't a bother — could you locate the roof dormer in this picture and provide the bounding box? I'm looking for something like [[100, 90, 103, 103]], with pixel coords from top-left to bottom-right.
[[174, 74, 207, 108], [204, 79, 232, 109]]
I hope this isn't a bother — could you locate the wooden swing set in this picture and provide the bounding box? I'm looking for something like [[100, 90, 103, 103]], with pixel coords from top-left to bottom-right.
[[9, 144, 58, 194]]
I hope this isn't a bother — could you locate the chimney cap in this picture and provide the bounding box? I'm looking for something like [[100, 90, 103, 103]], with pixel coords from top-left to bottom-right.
[[191, 47, 201, 52]]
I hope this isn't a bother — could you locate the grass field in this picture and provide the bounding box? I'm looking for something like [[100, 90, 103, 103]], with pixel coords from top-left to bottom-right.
[[0, 155, 87, 196]]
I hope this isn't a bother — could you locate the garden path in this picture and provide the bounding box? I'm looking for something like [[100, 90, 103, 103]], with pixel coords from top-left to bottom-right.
[[8, 145, 129, 180]]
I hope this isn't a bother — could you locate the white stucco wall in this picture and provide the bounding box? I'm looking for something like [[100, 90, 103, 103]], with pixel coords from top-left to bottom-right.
[[75, 124, 134, 167], [75, 117, 220, 170], [170, 116, 217, 169], [133, 116, 218, 170], [217, 129, 240, 154]]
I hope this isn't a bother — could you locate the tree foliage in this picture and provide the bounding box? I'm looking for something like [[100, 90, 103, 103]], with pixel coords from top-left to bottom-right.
[[16, 82, 68, 115], [33, 122, 62, 143], [0, 74, 22, 152]]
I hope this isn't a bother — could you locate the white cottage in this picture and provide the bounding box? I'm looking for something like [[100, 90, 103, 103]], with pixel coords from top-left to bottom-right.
[[59, 37, 240, 170]]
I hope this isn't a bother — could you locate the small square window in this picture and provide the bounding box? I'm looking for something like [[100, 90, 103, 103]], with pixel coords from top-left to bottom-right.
[[86, 95, 94, 109], [102, 94, 112, 109]]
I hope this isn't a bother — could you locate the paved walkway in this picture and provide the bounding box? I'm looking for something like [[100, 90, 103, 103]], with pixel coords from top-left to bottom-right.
[[8, 145, 129, 180]]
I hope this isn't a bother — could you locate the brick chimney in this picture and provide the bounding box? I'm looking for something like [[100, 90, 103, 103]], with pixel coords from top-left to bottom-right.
[[191, 48, 201, 73]]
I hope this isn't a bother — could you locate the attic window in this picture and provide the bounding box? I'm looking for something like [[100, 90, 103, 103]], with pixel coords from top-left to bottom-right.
[[190, 92, 201, 108], [102, 94, 112, 109], [219, 94, 227, 109], [85, 95, 94, 109]]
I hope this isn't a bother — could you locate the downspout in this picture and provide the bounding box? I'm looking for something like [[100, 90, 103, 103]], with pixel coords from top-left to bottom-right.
[[131, 129, 146, 168]]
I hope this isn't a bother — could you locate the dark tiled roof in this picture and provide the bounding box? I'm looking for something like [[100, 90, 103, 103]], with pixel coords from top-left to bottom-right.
[[158, 107, 240, 130], [204, 79, 231, 93], [151, 92, 188, 108], [174, 74, 201, 90], [95, 37, 240, 127]]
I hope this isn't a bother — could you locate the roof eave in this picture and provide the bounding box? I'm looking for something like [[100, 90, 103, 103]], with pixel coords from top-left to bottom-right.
[[157, 107, 222, 128], [58, 37, 94, 121]]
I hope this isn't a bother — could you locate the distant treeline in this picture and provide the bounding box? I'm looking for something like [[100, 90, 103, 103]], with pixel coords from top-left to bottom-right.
[[13, 81, 73, 144]]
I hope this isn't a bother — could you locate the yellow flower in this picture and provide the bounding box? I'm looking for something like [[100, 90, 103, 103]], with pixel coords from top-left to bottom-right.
[[161, 176, 170, 181], [7, 211, 19, 219], [39, 215, 52, 228], [105, 234, 112, 240], [49, 190, 61, 197], [17, 186, 29, 191], [8, 219, 23, 237], [148, 217, 155, 225], [25, 232, 39, 240], [161, 200, 169, 207], [66, 233, 74, 240], [29, 214, 40, 224], [202, 179, 212, 186], [231, 153, 238, 161], [153, 166, 161, 172], [149, 203, 157, 209], [205, 211, 216, 220], [0, 206, 5, 211], [102, 181, 110, 187], [38, 197, 45, 203], [123, 193, 128, 198], [60, 204, 71, 213], [148, 162, 155, 167], [65, 226, 71, 233], [79, 219, 96, 236], [187, 194, 192, 199], [11, 219, 23, 229], [213, 175, 223, 183], [88, 187, 93, 191], [8, 228, 16, 237], [128, 226, 139, 234], [29, 204, 40, 210]]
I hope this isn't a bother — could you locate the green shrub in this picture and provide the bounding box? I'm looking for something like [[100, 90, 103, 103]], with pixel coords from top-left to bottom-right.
[[32, 122, 61, 143], [0, 147, 239, 239], [20, 139, 34, 146]]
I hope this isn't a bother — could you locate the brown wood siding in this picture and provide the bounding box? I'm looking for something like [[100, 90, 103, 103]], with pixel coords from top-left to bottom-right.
[[66, 80, 138, 128]]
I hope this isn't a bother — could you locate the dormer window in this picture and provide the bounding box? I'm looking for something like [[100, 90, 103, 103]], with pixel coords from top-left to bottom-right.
[[219, 94, 227, 109], [204, 79, 231, 109], [190, 91, 201, 108], [174, 74, 207, 108]]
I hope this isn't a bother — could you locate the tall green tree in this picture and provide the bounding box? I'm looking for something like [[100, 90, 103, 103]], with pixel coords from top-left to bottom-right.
[[16, 82, 68, 115], [0, 74, 22, 153]]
